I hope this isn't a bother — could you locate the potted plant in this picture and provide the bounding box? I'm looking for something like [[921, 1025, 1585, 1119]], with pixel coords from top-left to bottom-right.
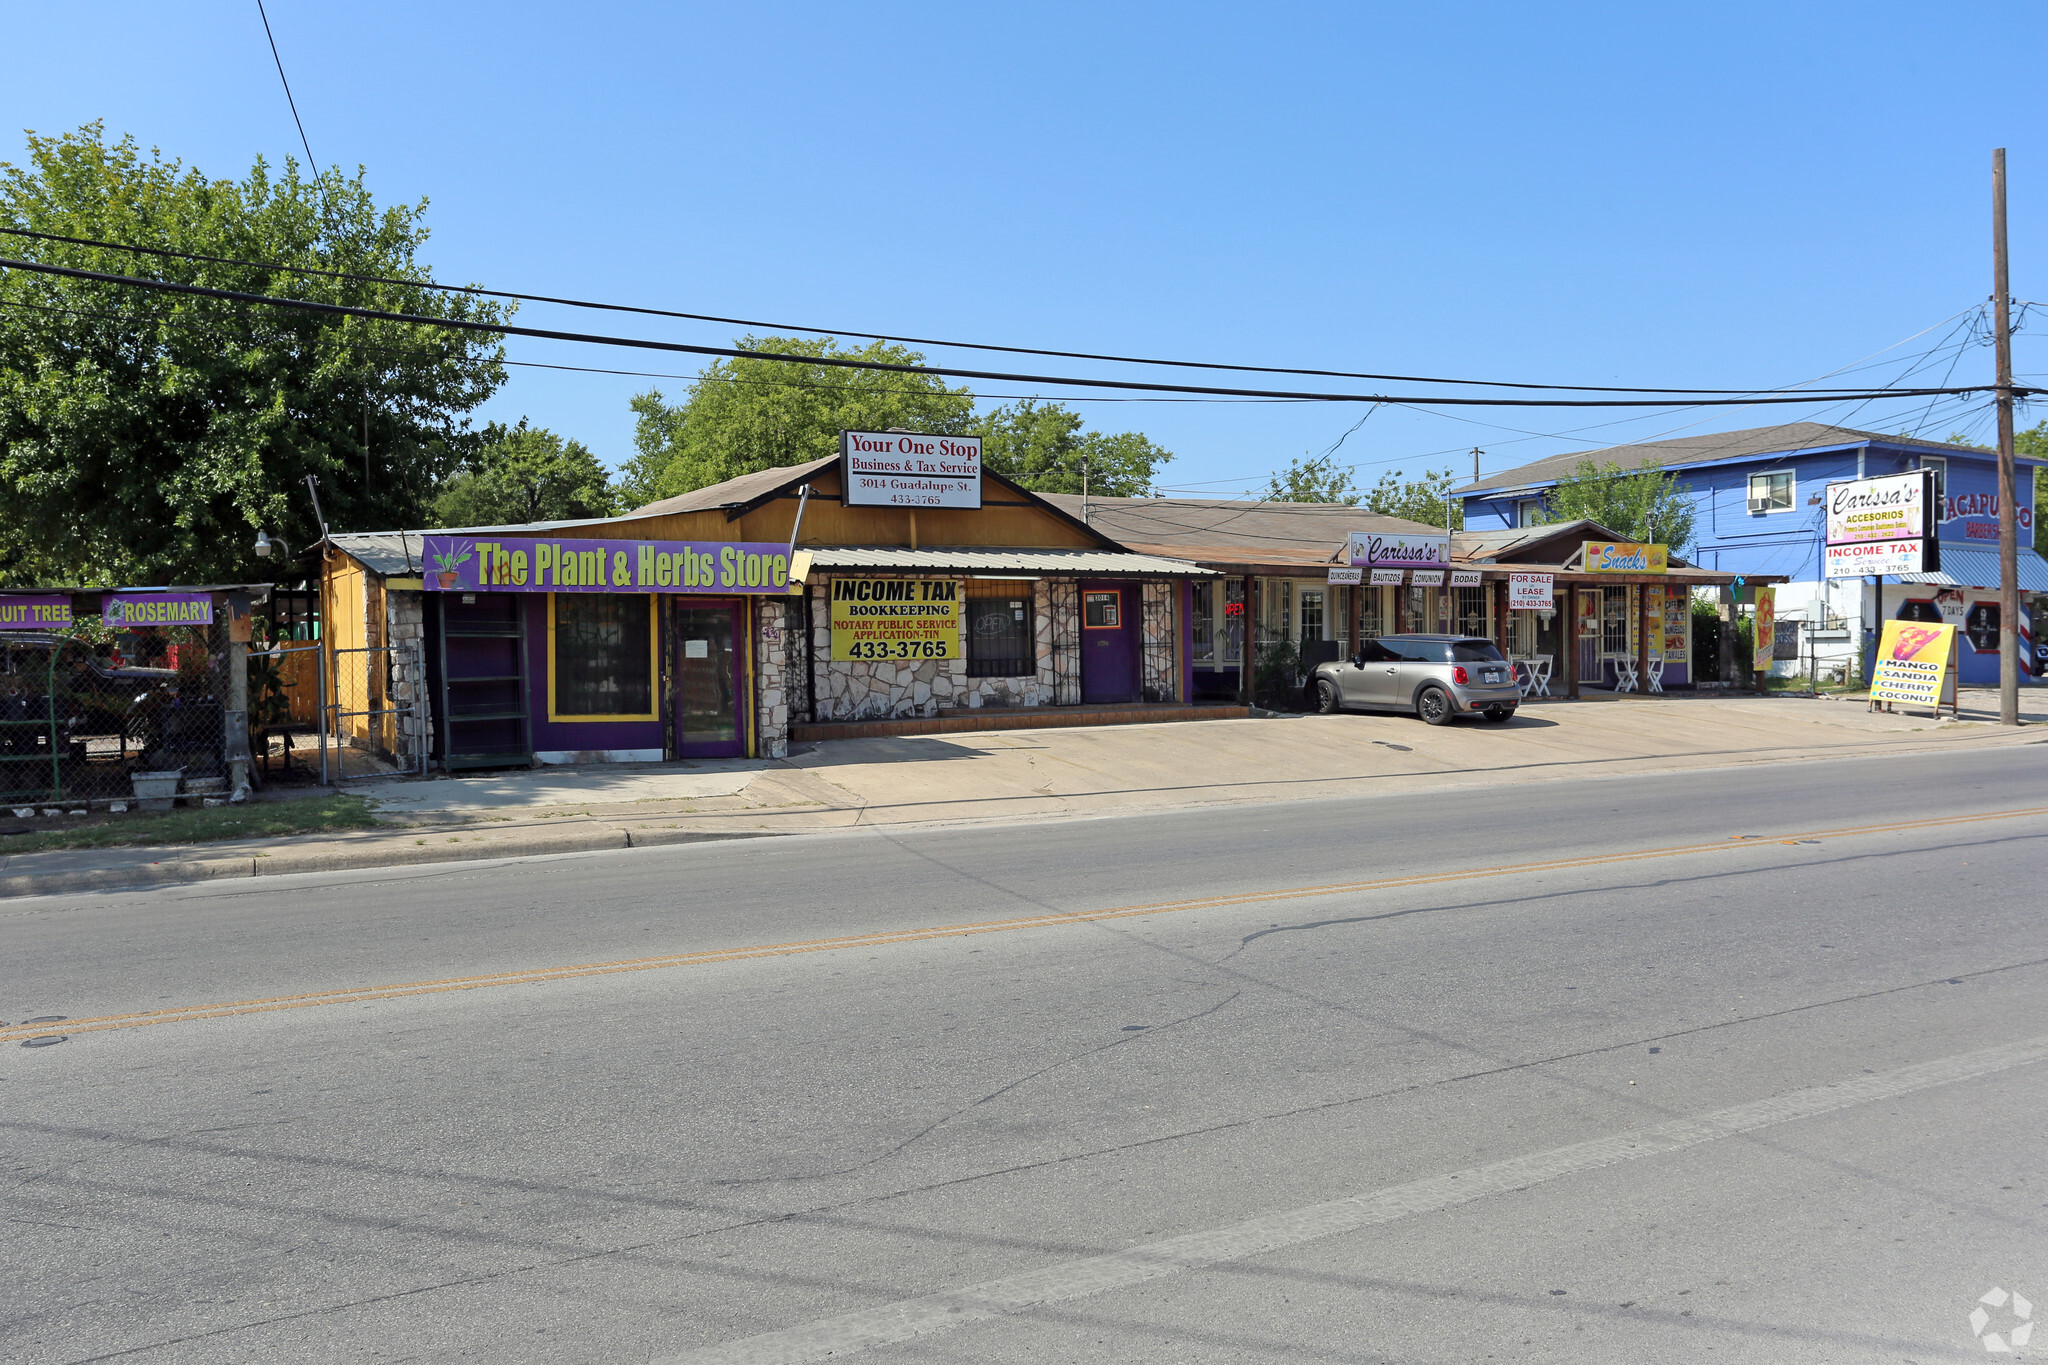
[[431, 543, 474, 591]]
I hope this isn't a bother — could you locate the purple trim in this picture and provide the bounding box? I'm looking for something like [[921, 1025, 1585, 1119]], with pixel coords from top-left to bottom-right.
[[0, 595, 73, 629], [424, 535, 792, 595]]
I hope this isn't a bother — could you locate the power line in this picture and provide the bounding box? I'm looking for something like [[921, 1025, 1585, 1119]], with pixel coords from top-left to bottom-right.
[[254, 0, 319, 177], [0, 255, 2017, 410], [0, 223, 1972, 401]]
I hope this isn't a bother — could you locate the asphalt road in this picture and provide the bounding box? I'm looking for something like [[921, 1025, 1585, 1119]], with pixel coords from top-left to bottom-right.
[[5, 745, 2048, 1364]]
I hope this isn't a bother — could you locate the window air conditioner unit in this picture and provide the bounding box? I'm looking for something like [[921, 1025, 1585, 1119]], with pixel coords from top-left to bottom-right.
[[1747, 494, 1771, 513]]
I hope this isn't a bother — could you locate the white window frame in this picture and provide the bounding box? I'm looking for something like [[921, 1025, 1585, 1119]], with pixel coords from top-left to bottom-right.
[[1748, 469, 1796, 514], [1916, 456, 1946, 512], [1515, 499, 1544, 528]]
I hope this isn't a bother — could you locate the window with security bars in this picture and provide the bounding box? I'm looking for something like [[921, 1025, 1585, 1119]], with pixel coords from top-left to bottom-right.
[[1453, 586, 1488, 637], [966, 581, 1034, 677], [1601, 586, 1630, 656]]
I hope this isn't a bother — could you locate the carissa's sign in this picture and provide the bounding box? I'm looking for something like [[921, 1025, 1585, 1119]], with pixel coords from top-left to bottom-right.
[[829, 578, 961, 661], [102, 592, 214, 626], [1825, 539, 1926, 579], [421, 536, 792, 594], [1826, 471, 1926, 544], [1582, 541, 1668, 574], [0, 594, 71, 629], [841, 430, 983, 509], [1507, 572, 1554, 611], [1349, 532, 1451, 568]]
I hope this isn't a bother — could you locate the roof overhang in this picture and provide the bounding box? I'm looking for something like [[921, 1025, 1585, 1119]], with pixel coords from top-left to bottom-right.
[[789, 548, 1217, 580]]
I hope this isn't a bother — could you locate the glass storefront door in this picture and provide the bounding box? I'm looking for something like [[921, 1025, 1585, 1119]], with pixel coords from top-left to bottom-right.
[[675, 601, 741, 756]]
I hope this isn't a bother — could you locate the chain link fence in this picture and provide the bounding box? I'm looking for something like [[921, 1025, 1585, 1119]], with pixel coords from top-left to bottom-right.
[[0, 620, 234, 809]]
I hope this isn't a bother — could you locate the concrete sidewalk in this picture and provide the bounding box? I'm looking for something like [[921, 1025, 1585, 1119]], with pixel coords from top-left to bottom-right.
[[3, 691, 2039, 897]]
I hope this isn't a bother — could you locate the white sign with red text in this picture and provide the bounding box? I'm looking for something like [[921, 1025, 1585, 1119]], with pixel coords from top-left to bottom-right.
[[1825, 539, 1926, 579], [1507, 571, 1555, 611], [841, 430, 983, 508]]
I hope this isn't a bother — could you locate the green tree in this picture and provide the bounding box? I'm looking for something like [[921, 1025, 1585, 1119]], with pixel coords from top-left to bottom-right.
[[432, 420, 616, 527], [971, 399, 1171, 497], [618, 336, 975, 507], [0, 124, 507, 585], [1363, 466, 1461, 529], [1264, 455, 1361, 504], [1539, 458, 1696, 552], [2019, 420, 2048, 553]]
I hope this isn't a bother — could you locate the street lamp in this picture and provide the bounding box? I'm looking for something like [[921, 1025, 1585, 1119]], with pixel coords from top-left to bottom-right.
[[253, 530, 289, 560]]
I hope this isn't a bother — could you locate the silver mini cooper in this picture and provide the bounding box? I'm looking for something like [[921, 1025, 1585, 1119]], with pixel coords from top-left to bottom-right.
[[1311, 634, 1521, 725]]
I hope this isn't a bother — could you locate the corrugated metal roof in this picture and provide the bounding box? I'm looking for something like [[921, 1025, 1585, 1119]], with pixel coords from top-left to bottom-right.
[[328, 532, 427, 576], [794, 547, 1216, 577], [1894, 544, 2048, 592], [1460, 422, 2011, 497]]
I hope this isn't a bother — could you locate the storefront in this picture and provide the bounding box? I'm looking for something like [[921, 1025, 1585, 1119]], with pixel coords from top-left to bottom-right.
[[1878, 544, 2048, 686], [322, 445, 1215, 768]]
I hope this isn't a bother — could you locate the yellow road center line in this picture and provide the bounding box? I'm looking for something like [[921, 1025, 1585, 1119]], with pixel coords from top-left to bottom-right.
[[9, 803, 2046, 1045]]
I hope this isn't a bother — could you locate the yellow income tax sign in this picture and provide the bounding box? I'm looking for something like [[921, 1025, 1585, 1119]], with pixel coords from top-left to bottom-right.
[[829, 578, 962, 662]]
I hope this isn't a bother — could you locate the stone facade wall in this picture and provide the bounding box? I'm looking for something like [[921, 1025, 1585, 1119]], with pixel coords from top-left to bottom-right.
[[754, 598, 791, 759], [806, 578, 1080, 721], [385, 589, 430, 768], [1140, 581, 1179, 702]]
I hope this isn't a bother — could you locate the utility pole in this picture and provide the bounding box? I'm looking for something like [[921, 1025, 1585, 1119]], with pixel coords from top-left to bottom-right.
[[1993, 148, 2020, 725], [1471, 447, 1483, 485]]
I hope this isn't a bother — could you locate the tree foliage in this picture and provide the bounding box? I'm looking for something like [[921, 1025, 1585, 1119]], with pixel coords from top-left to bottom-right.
[[972, 398, 1170, 497], [1362, 466, 1460, 529], [0, 124, 508, 585], [1539, 458, 1696, 551], [2020, 420, 2048, 553], [1264, 455, 1360, 505], [618, 336, 975, 507], [432, 420, 615, 528], [617, 338, 1173, 507]]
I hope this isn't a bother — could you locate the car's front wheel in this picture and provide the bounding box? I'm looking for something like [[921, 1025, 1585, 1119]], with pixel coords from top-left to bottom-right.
[[1315, 678, 1341, 714], [1416, 685, 1455, 726]]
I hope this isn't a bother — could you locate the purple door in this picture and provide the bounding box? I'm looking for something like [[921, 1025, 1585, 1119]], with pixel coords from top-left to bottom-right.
[[1080, 582, 1139, 703], [675, 600, 745, 757]]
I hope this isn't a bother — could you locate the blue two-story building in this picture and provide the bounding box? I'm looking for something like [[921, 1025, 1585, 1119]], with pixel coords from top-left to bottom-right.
[[1458, 422, 2048, 688]]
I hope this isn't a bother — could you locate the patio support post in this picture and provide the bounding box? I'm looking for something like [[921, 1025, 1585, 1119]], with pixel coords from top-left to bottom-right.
[[1566, 586, 1581, 700], [1494, 579, 1509, 654], [1239, 575, 1256, 704], [1636, 583, 1651, 697]]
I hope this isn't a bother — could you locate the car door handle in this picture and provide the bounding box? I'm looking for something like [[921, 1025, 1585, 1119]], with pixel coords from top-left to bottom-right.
[[1383, 668, 1397, 675]]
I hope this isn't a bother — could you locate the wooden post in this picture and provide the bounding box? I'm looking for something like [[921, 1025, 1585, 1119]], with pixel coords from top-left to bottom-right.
[[1494, 578, 1510, 654], [1239, 575, 1256, 703], [1993, 147, 2020, 724], [1566, 585, 1581, 699], [1635, 583, 1651, 696]]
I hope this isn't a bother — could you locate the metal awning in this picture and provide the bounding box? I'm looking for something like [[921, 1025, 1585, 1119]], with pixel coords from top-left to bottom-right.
[[1893, 544, 2048, 593], [790, 548, 1217, 579]]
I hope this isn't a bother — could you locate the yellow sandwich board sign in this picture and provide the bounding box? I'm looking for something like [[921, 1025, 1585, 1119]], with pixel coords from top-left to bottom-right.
[[1869, 619, 1958, 713]]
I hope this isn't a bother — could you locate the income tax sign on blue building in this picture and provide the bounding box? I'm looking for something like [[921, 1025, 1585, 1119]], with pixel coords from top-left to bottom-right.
[[421, 536, 794, 594]]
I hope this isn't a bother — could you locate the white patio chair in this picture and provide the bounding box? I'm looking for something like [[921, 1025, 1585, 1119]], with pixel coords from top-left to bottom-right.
[[1513, 658, 1535, 699], [1529, 654, 1552, 697], [1614, 657, 1639, 693], [1646, 658, 1666, 694]]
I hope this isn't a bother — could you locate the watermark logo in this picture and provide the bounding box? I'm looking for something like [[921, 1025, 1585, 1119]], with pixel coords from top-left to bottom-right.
[[1969, 1287, 2033, 1353]]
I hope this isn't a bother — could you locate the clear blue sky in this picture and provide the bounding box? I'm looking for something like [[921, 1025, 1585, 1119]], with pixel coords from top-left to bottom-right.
[[7, 2, 2044, 496]]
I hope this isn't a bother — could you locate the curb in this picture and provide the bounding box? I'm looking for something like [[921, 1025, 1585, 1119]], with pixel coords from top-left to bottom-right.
[[0, 825, 785, 899]]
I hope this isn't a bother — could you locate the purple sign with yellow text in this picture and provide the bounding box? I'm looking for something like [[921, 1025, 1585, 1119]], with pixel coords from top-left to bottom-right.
[[102, 592, 215, 626], [421, 536, 794, 594], [0, 595, 73, 630]]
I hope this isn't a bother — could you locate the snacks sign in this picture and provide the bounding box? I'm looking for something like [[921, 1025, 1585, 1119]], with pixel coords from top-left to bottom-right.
[[1582, 541, 1668, 574], [828, 578, 962, 661], [1869, 619, 1957, 709]]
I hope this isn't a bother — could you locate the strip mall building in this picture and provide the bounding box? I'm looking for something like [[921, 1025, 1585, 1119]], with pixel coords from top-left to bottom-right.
[[320, 445, 1214, 767], [319, 438, 1769, 773]]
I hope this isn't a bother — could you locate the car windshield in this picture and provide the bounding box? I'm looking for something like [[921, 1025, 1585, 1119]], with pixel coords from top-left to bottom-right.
[[1452, 640, 1505, 662]]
